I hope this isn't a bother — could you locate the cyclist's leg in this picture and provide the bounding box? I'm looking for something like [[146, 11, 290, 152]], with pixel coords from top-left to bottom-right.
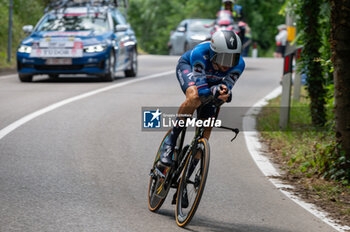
[[199, 104, 218, 141], [175, 60, 201, 122], [159, 63, 201, 166], [203, 127, 213, 140], [177, 86, 201, 117], [191, 105, 217, 169]]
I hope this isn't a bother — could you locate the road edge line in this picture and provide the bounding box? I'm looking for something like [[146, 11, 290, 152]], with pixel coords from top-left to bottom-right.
[[242, 86, 350, 232], [0, 70, 174, 140]]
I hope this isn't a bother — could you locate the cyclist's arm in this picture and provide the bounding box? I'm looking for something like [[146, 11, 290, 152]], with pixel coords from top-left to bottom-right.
[[193, 61, 211, 98], [189, 46, 211, 98], [224, 56, 245, 89], [220, 57, 246, 102]]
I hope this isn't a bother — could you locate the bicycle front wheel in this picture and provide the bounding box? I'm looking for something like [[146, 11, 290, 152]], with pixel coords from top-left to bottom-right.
[[175, 138, 210, 227]]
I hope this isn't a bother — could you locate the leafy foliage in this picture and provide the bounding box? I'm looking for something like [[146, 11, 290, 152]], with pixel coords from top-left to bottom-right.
[[237, 0, 285, 54], [297, 0, 327, 126], [267, 0, 349, 182], [0, 0, 44, 67], [128, 0, 285, 55], [128, 0, 220, 54]]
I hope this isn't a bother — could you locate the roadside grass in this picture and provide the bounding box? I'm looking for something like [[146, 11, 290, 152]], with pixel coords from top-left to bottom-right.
[[0, 53, 16, 70], [137, 47, 148, 55], [257, 87, 350, 223]]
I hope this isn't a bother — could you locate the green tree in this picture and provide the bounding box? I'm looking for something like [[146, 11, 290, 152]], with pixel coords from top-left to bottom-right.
[[128, 0, 285, 55], [0, 0, 44, 66], [128, 0, 219, 54], [237, 0, 285, 55], [291, 0, 327, 126], [330, 0, 350, 179]]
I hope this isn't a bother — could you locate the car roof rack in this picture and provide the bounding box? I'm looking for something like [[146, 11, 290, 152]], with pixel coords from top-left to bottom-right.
[[44, 0, 128, 13]]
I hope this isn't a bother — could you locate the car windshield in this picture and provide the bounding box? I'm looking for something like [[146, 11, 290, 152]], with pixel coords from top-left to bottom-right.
[[36, 13, 110, 33], [188, 20, 213, 32]]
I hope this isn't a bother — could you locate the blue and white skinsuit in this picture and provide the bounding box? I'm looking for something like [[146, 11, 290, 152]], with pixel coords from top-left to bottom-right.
[[176, 41, 245, 118]]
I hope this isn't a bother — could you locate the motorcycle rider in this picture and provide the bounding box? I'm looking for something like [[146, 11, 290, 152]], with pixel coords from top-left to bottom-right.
[[222, 0, 235, 12]]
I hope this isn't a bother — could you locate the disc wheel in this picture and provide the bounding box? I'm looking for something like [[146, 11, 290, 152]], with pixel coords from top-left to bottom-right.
[[175, 138, 210, 227], [148, 130, 172, 212]]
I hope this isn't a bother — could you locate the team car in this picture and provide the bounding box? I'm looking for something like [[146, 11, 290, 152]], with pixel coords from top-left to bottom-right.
[[16, 0, 137, 82]]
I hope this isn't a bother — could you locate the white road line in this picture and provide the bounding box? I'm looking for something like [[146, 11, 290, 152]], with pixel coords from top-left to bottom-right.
[[0, 70, 174, 141], [0, 74, 16, 80], [243, 86, 350, 232]]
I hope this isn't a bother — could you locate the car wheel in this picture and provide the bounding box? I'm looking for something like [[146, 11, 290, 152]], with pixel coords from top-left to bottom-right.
[[18, 74, 33, 82], [124, 48, 137, 77], [102, 50, 115, 82]]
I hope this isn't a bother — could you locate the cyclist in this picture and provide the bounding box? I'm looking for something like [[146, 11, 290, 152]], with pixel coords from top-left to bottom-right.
[[159, 30, 245, 167]]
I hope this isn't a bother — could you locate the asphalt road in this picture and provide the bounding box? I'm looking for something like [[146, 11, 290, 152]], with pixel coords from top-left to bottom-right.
[[0, 55, 336, 232]]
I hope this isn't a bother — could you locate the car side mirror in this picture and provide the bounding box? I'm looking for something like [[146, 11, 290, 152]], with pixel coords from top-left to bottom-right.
[[177, 26, 186, 33], [115, 24, 128, 32], [22, 25, 33, 34]]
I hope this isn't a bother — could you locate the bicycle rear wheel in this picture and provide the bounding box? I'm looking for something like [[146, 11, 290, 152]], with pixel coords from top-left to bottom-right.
[[175, 138, 210, 227], [148, 130, 172, 212]]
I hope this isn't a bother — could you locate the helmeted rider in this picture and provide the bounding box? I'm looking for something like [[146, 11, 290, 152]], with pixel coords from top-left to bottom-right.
[[158, 30, 245, 167], [222, 0, 234, 12], [221, 0, 243, 21]]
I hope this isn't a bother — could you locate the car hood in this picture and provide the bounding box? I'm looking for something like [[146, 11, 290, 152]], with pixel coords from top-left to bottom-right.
[[187, 31, 211, 39], [21, 31, 113, 46]]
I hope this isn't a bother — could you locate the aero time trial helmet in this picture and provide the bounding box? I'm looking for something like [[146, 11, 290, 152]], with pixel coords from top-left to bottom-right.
[[210, 30, 242, 67]]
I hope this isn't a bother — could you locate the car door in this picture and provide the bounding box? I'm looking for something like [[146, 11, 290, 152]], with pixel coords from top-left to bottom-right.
[[111, 10, 128, 70], [172, 21, 187, 54]]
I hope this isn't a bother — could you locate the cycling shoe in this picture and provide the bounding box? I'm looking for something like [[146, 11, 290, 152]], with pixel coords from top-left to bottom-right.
[[158, 144, 174, 167]]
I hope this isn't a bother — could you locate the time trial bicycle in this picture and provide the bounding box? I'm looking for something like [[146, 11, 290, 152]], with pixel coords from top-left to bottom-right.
[[147, 97, 239, 227]]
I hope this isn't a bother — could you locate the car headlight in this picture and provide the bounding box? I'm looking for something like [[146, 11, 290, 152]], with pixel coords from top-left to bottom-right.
[[190, 35, 208, 41], [18, 45, 32, 53], [84, 44, 107, 53]]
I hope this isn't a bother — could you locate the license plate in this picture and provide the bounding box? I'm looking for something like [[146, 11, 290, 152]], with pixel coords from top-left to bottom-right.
[[30, 48, 83, 58], [45, 58, 72, 65]]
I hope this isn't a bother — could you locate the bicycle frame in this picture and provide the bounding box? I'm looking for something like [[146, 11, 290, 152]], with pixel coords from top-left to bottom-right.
[[170, 103, 225, 189], [152, 101, 239, 195]]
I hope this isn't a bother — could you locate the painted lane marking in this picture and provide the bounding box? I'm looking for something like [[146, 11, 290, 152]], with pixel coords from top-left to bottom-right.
[[0, 70, 174, 140], [243, 86, 350, 232]]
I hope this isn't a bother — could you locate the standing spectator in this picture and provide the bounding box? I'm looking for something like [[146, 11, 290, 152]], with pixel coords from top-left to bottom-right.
[[274, 24, 287, 58]]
